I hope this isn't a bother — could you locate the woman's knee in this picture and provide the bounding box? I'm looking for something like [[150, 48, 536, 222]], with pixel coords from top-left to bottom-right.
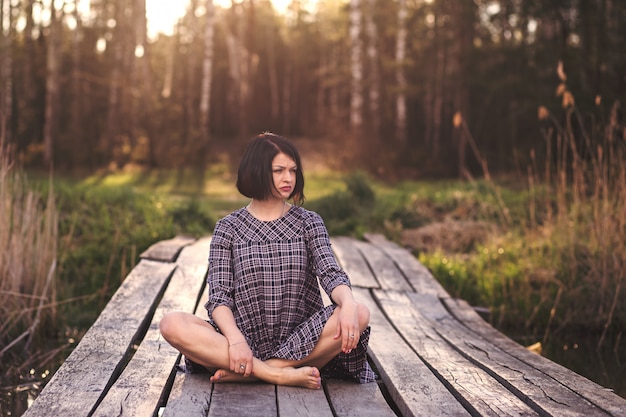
[[159, 311, 187, 341]]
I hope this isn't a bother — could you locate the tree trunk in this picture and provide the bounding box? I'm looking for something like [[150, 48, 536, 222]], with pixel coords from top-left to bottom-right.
[[394, 0, 407, 143], [0, 0, 13, 143], [43, 0, 62, 167], [184, 0, 199, 146], [266, 16, 280, 127], [104, 0, 123, 166], [281, 60, 292, 134], [349, 0, 363, 130], [449, 1, 474, 177], [226, 0, 257, 137], [329, 47, 339, 120], [71, 0, 83, 168], [134, 0, 156, 166], [431, 13, 445, 159], [365, 0, 380, 138], [199, 0, 215, 143]]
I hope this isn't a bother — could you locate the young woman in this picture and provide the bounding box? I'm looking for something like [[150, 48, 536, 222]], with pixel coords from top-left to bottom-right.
[[159, 133, 375, 389]]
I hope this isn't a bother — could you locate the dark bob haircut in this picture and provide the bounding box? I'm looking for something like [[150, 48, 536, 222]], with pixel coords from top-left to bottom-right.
[[236, 133, 305, 205]]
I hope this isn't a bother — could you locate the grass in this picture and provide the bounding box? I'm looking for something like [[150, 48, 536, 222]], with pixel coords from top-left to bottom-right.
[[414, 71, 626, 348]]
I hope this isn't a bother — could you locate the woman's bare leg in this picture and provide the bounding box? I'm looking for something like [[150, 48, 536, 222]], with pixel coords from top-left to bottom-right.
[[159, 312, 321, 389]]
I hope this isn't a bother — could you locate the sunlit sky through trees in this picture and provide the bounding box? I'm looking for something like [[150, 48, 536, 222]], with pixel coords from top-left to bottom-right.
[[146, 0, 320, 37]]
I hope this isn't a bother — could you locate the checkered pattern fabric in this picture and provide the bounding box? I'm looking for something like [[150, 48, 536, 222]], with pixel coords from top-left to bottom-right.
[[203, 205, 376, 383]]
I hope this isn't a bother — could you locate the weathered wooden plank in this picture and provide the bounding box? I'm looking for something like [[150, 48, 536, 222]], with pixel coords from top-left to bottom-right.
[[374, 289, 538, 417], [175, 236, 211, 271], [208, 383, 277, 417], [364, 233, 448, 297], [92, 239, 211, 417], [325, 379, 396, 417], [407, 292, 611, 417], [353, 287, 469, 417], [352, 239, 413, 291], [161, 298, 214, 417], [22, 260, 176, 417], [140, 235, 196, 262], [162, 359, 213, 417], [331, 236, 379, 288], [444, 297, 626, 417], [277, 385, 334, 417]]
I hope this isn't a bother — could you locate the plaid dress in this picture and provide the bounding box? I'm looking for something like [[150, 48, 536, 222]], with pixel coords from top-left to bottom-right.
[[202, 205, 376, 383]]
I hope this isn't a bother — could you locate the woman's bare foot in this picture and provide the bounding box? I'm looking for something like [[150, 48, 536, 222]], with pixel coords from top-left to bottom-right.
[[210, 369, 257, 383], [277, 366, 322, 390], [210, 366, 322, 390]]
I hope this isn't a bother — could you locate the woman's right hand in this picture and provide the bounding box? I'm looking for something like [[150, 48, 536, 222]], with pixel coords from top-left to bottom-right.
[[228, 340, 253, 377]]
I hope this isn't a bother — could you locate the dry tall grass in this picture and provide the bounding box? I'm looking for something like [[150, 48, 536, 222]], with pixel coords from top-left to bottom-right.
[[0, 139, 58, 378], [528, 65, 625, 349], [445, 63, 625, 350]]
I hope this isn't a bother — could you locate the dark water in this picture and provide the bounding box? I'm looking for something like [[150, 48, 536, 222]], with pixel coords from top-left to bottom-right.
[[542, 335, 626, 399], [510, 330, 626, 401]]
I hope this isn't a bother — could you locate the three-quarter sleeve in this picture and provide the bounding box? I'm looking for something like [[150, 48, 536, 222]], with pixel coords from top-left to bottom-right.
[[204, 218, 235, 318], [304, 211, 351, 297]]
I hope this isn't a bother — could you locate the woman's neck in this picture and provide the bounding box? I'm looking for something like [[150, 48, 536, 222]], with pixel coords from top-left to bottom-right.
[[247, 199, 289, 221]]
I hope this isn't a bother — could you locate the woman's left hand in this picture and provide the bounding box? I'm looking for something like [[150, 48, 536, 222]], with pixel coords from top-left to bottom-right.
[[335, 299, 360, 353]]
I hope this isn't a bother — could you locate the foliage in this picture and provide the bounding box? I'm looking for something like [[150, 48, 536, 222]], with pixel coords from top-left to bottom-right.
[[169, 198, 216, 238], [417, 78, 626, 345], [305, 172, 376, 236], [51, 180, 218, 328]]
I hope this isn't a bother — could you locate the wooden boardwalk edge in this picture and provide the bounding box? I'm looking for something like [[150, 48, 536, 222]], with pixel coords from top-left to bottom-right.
[[23, 234, 626, 417]]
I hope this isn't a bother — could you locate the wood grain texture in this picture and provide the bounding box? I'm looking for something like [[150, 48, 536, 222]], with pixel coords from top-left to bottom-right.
[[331, 236, 379, 288], [161, 359, 213, 417], [353, 287, 469, 417], [443, 297, 626, 417], [140, 235, 196, 262], [364, 233, 448, 297], [407, 291, 610, 417], [352, 239, 413, 291], [374, 289, 537, 417], [22, 260, 176, 417], [325, 379, 397, 417], [208, 383, 277, 417], [92, 239, 212, 417], [277, 385, 334, 417]]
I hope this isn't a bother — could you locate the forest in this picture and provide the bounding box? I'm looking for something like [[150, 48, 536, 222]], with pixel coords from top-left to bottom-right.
[[0, 0, 623, 176], [2, 0, 626, 413]]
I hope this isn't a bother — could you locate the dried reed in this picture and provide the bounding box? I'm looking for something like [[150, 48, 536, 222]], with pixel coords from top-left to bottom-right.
[[0, 138, 58, 374], [529, 63, 625, 348]]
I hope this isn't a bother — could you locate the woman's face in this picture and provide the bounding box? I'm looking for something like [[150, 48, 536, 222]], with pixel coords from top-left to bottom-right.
[[271, 152, 297, 200]]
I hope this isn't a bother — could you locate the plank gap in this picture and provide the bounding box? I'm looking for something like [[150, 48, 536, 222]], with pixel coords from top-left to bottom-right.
[[368, 289, 484, 417], [154, 353, 183, 415], [87, 265, 178, 417], [374, 378, 402, 417], [321, 379, 338, 417]]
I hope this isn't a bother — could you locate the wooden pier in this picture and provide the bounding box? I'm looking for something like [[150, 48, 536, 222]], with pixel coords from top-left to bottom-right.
[[23, 234, 626, 416]]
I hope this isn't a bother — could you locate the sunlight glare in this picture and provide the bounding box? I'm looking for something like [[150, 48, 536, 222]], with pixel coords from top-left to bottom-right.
[[146, 0, 318, 37]]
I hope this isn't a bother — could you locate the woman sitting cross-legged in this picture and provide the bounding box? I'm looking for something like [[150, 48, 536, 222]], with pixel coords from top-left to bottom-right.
[[159, 132, 376, 389]]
